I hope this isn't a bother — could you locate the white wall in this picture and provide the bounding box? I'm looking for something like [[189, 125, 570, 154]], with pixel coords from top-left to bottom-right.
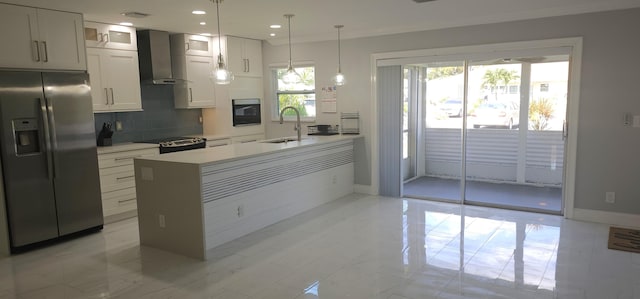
[[202, 77, 265, 137], [262, 8, 640, 217]]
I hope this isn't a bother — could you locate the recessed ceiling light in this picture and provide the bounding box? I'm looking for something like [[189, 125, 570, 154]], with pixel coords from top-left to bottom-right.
[[192, 10, 206, 15], [270, 24, 282, 29], [200, 33, 212, 36], [119, 22, 133, 26], [200, 22, 206, 25], [270, 33, 276, 37]]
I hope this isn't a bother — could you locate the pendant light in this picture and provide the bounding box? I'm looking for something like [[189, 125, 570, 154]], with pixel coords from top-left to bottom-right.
[[211, 0, 233, 85], [282, 14, 301, 84], [332, 25, 345, 86]]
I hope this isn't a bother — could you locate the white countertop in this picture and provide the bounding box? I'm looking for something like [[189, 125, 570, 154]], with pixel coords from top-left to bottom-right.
[[97, 143, 159, 154], [136, 135, 361, 165]]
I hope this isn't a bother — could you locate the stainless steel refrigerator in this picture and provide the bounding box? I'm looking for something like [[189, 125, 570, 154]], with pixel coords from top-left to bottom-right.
[[0, 71, 103, 252]]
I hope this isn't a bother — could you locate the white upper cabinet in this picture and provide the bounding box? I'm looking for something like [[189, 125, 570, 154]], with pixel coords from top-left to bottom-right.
[[84, 21, 137, 51], [227, 36, 262, 77], [170, 34, 217, 108], [0, 3, 86, 70], [87, 48, 142, 112], [172, 55, 217, 109], [171, 34, 214, 57]]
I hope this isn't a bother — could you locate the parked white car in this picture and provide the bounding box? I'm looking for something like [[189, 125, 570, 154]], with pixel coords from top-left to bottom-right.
[[471, 101, 519, 129], [439, 99, 463, 117]]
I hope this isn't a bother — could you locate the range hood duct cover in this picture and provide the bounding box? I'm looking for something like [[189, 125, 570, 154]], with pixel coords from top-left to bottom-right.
[[137, 30, 176, 85]]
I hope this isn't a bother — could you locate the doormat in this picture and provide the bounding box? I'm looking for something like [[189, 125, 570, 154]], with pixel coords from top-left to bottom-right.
[[608, 227, 640, 254]]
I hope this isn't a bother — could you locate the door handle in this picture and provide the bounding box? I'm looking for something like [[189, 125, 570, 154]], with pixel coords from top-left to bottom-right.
[[41, 41, 48, 62], [104, 88, 109, 105], [110, 88, 115, 105], [43, 98, 58, 179], [562, 120, 568, 140], [247, 59, 250, 73], [39, 98, 54, 180], [189, 88, 193, 102], [32, 41, 40, 62]]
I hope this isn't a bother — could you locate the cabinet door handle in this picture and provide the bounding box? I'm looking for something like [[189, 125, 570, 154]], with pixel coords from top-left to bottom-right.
[[109, 88, 115, 105], [41, 41, 48, 62], [104, 88, 109, 105], [246, 59, 250, 73], [189, 88, 193, 102], [185, 42, 190, 51], [116, 175, 135, 181], [98, 33, 104, 42], [32, 41, 41, 62], [118, 197, 136, 204], [104, 34, 109, 43]]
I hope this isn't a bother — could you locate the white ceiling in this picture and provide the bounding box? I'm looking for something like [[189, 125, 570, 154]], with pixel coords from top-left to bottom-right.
[[6, 0, 640, 45]]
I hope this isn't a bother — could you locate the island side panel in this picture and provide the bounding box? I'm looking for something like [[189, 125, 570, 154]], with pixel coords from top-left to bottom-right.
[[134, 159, 206, 260], [200, 139, 355, 253]]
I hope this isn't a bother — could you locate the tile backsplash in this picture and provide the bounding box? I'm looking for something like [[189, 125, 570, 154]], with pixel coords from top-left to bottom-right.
[[94, 85, 202, 143]]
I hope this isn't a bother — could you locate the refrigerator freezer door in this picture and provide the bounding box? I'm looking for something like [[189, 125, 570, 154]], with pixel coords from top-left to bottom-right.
[[0, 71, 59, 247], [42, 72, 103, 235]]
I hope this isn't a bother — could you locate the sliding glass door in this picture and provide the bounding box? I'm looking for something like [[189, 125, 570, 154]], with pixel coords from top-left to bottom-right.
[[402, 54, 569, 214]]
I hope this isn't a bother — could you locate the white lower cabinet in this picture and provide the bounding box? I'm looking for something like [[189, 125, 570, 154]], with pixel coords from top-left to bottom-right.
[[98, 146, 158, 222]]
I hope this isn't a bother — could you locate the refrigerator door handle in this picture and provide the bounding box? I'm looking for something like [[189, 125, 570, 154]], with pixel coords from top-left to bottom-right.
[[39, 98, 54, 180], [44, 98, 58, 179]]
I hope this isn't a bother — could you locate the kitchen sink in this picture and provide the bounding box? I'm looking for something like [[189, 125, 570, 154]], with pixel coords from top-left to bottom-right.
[[260, 137, 304, 143]]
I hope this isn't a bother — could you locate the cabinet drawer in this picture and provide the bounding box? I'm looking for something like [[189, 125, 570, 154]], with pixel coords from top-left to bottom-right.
[[100, 169, 136, 193], [98, 148, 158, 168], [102, 187, 137, 216]]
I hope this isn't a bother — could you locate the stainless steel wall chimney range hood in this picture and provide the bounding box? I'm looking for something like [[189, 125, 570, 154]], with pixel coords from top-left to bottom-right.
[[137, 30, 177, 85]]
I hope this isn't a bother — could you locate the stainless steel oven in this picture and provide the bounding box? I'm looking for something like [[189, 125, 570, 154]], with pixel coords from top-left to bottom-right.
[[232, 98, 261, 126]]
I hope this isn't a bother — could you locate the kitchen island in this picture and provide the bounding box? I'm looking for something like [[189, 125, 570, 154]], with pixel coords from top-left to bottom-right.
[[133, 135, 359, 259]]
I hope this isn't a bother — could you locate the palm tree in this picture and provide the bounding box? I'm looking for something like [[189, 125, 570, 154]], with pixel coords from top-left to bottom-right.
[[481, 69, 501, 100], [499, 69, 520, 94]]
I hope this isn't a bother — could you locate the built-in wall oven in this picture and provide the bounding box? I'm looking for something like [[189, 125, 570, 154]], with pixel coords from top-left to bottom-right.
[[232, 98, 261, 126]]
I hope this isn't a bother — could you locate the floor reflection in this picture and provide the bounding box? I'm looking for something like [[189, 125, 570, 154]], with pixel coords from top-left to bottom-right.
[[0, 194, 638, 298]]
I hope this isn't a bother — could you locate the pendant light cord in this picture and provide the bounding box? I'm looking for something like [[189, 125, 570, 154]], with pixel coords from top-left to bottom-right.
[[215, 0, 223, 63], [337, 26, 342, 72], [286, 14, 293, 67]]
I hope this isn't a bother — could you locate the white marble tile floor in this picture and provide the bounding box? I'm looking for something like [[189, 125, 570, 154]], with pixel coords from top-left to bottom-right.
[[1, 194, 639, 298]]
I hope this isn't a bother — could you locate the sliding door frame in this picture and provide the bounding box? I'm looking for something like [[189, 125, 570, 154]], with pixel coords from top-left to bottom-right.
[[371, 37, 582, 218]]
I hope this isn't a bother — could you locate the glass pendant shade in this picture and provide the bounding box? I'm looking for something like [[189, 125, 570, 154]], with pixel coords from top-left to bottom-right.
[[333, 71, 345, 86], [282, 65, 301, 85], [212, 54, 233, 85]]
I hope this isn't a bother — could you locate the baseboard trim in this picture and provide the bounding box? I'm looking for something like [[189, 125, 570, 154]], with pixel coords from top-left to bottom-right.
[[354, 184, 376, 195], [104, 210, 138, 224], [572, 208, 640, 229]]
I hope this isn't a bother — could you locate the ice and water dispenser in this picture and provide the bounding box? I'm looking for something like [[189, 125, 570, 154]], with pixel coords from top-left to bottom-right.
[[12, 118, 40, 155]]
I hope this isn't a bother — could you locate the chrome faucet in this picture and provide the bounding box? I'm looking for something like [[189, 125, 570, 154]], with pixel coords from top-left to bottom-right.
[[279, 106, 301, 141]]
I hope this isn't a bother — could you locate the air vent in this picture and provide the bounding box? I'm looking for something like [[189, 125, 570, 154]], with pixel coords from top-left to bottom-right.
[[121, 11, 150, 18], [413, 0, 437, 2]]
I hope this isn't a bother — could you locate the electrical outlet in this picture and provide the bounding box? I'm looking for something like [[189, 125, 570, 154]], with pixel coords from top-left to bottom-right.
[[199, 116, 203, 124], [115, 120, 123, 131], [605, 192, 615, 204], [237, 204, 244, 217], [158, 214, 166, 228]]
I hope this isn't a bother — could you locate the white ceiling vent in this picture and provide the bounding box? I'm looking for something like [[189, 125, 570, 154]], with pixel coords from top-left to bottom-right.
[[121, 11, 150, 18]]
